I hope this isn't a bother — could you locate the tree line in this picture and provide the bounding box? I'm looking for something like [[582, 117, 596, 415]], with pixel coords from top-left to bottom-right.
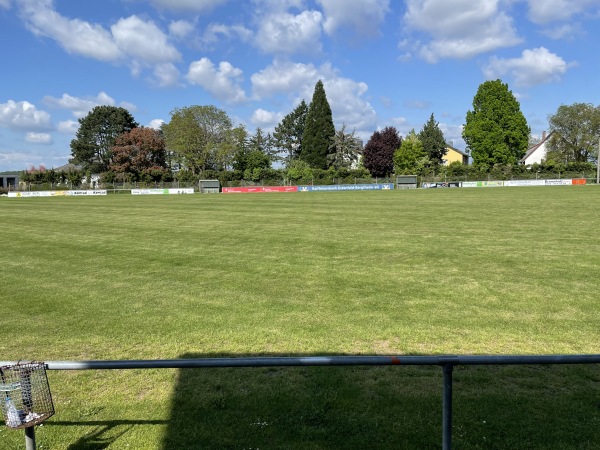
[[57, 79, 599, 186]]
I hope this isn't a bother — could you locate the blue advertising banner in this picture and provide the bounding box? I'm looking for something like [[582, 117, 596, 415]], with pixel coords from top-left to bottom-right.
[[297, 183, 395, 192]]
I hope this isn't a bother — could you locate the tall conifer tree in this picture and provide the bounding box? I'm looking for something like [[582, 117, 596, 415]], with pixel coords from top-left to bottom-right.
[[301, 80, 335, 169], [419, 113, 447, 166]]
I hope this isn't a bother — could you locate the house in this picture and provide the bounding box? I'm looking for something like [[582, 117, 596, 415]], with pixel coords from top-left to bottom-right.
[[0, 173, 19, 189], [443, 146, 469, 165], [521, 131, 553, 165]]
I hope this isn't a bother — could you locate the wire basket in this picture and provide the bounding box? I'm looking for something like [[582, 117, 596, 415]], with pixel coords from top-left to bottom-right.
[[0, 362, 55, 429]]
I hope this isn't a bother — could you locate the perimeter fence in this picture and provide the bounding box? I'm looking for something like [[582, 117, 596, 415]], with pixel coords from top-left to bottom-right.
[[3, 354, 600, 450]]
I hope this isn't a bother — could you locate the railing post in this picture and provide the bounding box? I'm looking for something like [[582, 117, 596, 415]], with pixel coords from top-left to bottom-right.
[[442, 363, 453, 450], [25, 426, 36, 450]]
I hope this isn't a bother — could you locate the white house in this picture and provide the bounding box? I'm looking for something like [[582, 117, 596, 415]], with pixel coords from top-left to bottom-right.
[[521, 131, 553, 165]]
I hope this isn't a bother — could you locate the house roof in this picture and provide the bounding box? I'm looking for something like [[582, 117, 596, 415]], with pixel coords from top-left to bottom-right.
[[520, 131, 554, 163], [53, 163, 83, 172], [446, 146, 469, 157]]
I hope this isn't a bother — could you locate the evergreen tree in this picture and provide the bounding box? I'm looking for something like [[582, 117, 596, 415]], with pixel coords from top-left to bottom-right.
[[70, 105, 138, 173], [362, 126, 402, 177], [419, 113, 447, 166], [249, 127, 277, 163], [273, 100, 308, 166], [463, 80, 530, 167], [301, 80, 335, 169]]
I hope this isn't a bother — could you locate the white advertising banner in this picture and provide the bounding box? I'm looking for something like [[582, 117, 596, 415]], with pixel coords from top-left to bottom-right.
[[8, 190, 106, 197], [66, 190, 107, 196], [545, 179, 572, 186], [504, 180, 546, 187], [131, 188, 194, 195]]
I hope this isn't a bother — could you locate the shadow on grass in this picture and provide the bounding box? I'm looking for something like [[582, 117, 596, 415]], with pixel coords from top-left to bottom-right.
[[161, 353, 600, 450], [45, 420, 167, 449]]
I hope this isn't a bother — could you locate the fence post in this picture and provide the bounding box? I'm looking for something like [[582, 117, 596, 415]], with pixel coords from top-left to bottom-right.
[[442, 363, 454, 450], [25, 426, 36, 450]]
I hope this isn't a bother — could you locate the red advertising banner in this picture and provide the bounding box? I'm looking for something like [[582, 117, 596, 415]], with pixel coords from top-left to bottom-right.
[[572, 178, 587, 185], [222, 186, 299, 193]]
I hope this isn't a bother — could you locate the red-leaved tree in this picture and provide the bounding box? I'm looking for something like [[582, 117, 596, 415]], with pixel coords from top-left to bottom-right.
[[110, 127, 168, 181], [362, 126, 402, 177]]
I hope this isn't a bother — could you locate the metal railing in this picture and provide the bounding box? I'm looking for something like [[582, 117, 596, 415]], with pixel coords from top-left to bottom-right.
[[3, 354, 600, 450]]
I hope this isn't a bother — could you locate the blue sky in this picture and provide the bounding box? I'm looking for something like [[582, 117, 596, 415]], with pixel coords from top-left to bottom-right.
[[1, 0, 599, 171]]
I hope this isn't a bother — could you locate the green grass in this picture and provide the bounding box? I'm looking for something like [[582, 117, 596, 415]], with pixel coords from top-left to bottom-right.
[[1, 187, 600, 449]]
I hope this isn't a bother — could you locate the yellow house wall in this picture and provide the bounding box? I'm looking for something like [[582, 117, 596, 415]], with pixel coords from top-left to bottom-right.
[[444, 148, 466, 165]]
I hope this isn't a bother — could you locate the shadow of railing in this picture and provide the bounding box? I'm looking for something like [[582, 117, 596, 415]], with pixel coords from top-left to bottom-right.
[[3, 355, 600, 449], [161, 353, 442, 449], [160, 353, 600, 449]]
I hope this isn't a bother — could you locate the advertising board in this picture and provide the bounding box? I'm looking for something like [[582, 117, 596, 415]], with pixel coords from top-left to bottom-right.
[[298, 183, 394, 192], [545, 179, 572, 186], [222, 186, 298, 193], [131, 188, 194, 195], [503, 180, 546, 187], [8, 190, 107, 197], [421, 182, 460, 189]]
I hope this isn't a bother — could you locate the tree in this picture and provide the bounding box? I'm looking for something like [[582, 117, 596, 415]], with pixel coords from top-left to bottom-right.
[[462, 79, 529, 167], [362, 126, 402, 177], [394, 129, 428, 174], [70, 106, 138, 173], [233, 128, 273, 175], [547, 103, 600, 163], [273, 100, 308, 166], [248, 127, 277, 163], [110, 127, 168, 181], [327, 124, 362, 170], [419, 113, 447, 166], [161, 105, 233, 174], [301, 80, 335, 169]]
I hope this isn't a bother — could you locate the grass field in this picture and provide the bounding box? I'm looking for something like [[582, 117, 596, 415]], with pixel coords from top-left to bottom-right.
[[1, 187, 600, 449]]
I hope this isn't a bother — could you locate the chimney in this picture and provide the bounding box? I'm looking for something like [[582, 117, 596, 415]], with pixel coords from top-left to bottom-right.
[[542, 131, 546, 141]]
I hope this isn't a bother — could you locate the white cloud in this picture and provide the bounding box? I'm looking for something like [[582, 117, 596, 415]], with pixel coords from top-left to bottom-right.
[[147, 119, 165, 130], [153, 63, 181, 87], [439, 123, 464, 148], [169, 20, 195, 40], [18, 0, 123, 62], [0, 0, 11, 9], [251, 60, 376, 132], [526, 0, 600, 24], [540, 23, 584, 40], [111, 16, 181, 64], [327, 79, 377, 131], [202, 23, 253, 46], [43, 92, 117, 118], [251, 59, 321, 99], [186, 57, 248, 103], [149, 0, 229, 13], [483, 47, 573, 87], [255, 10, 323, 54], [57, 120, 78, 134], [0, 100, 52, 131], [251, 0, 306, 14], [26, 132, 53, 144], [250, 108, 282, 128], [403, 0, 522, 62], [316, 0, 390, 37], [18, 2, 180, 80]]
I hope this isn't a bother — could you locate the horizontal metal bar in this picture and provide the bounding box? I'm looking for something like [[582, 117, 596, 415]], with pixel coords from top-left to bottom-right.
[[2, 354, 600, 370]]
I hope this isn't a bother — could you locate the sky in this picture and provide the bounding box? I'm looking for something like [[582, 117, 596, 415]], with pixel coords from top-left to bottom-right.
[[1, 0, 599, 172]]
